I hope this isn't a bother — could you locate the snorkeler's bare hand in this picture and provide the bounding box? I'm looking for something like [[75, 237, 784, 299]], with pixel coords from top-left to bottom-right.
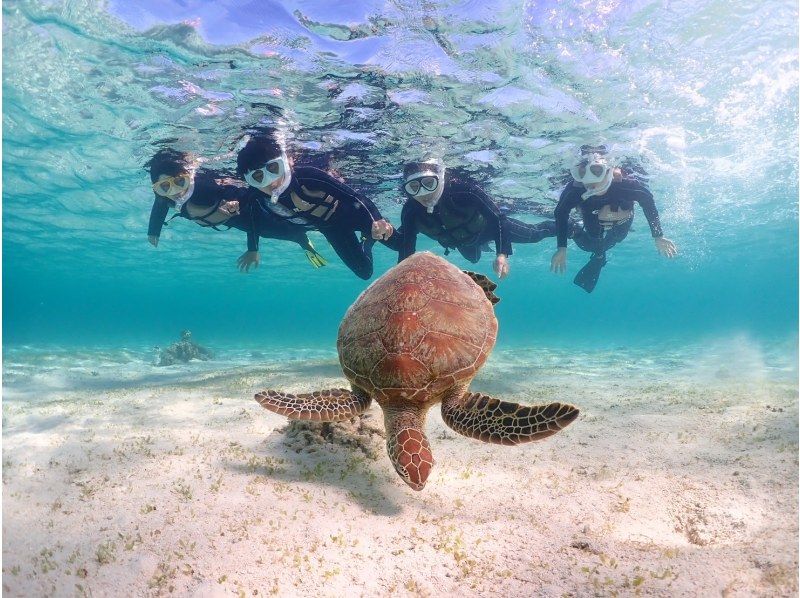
[[493, 254, 510, 279], [551, 248, 567, 274], [219, 200, 240, 216], [148, 235, 159, 247], [655, 237, 677, 258], [237, 250, 260, 273], [371, 219, 394, 241]]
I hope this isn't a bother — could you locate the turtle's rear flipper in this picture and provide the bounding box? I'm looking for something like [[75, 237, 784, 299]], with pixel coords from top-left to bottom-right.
[[441, 391, 578, 445], [255, 388, 372, 422], [463, 271, 500, 305]]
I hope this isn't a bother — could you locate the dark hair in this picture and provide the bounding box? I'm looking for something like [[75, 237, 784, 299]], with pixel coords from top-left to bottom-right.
[[236, 129, 284, 177], [403, 160, 442, 179], [145, 148, 191, 183], [580, 144, 608, 156]]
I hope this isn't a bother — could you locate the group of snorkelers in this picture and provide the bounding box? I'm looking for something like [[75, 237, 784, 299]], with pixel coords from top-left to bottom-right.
[[147, 130, 676, 293]]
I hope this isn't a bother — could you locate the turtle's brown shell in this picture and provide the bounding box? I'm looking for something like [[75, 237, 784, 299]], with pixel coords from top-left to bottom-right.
[[337, 252, 497, 404]]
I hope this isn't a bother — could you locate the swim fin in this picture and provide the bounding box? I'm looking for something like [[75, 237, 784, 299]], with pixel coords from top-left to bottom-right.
[[304, 240, 327, 268], [573, 253, 606, 293]]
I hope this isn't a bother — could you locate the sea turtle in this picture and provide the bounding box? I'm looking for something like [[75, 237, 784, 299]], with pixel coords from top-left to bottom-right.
[[255, 252, 579, 490]]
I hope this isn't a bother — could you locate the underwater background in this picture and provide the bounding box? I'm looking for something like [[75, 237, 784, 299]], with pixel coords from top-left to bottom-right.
[[3, 2, 799, 596], [3, 0, 798, 363]]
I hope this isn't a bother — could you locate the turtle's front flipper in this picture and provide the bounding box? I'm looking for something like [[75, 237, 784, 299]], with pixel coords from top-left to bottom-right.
[[463, 271, 500, 305], [255, 388, 371, 422], [441, 391, 578, 445]]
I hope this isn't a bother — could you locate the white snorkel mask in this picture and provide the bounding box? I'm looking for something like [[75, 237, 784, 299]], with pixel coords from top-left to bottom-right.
[[570, 153, 613, 200], [404, 160, 445, 214], [244, 153, 291, 204]]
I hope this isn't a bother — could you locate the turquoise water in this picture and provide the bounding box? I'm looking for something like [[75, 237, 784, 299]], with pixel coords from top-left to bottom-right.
[[3, 0, 798, 357]]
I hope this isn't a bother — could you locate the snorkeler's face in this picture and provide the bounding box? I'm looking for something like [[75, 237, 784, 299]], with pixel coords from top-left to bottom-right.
[[245, 156, 288, 192], [152, 171, 193, 199], [404, 172, 444, 210]]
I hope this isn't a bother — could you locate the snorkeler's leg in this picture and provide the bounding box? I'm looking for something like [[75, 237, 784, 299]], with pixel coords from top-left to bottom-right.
[[572, 228, 603, 254], [599, 217, 633, 253], [457, 244, 482, 263], [503, 217, 558, 244], [322, 228, 374, 280]]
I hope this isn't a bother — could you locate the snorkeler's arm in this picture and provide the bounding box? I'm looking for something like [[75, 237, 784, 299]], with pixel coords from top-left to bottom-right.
[[554, 184, 582, 247], [147, 196, 172, 239], [465, 184, 506, 256], [398, 201, 418, 262], [627, 182, 664, 238], [295, 167, 384, 225], [244, 198, 260, 252]]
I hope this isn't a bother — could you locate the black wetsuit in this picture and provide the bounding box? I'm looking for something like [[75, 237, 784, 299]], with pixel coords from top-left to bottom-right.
[[260, 166, 398, 279], [554, 176, 664, 292], [147, 170, 314, 254], [554, 177, 663, 253], [398, 170, 556, 263]]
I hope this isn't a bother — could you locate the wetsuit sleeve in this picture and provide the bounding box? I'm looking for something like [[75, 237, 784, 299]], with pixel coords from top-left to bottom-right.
[[241, 196, 260, 252], [147, 196, 171, 238], [554, 185, 582, 247], [466, 184, 506, 256], [398, 201, 418, 262], [630, 185, 664, 238]]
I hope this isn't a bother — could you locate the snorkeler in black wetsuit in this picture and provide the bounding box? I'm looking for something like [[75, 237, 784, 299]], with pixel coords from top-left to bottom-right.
[[397, 160, 557, 279], [236, 130, 397, 280], [146, 149, 326, 270], [551, 145, 677, 293]]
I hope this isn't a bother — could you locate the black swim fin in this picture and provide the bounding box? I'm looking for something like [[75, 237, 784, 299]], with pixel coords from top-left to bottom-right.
[[573, 254, 607, 293]]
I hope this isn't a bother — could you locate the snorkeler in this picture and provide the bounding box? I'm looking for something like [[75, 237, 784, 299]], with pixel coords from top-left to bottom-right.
[[235, 130, 396, 280], [551, 145, 677, 293], [146, 148, 327, 271], [397, 159, 558, 279]]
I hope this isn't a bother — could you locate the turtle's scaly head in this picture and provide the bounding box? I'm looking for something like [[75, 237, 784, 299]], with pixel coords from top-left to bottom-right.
[[386, 427, 434, 491]]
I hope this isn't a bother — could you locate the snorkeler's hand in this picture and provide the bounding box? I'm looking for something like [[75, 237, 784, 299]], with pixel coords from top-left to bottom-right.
[[237, 250, 260, 273], [148, 235, 159, 247], [371, 219, 394, 241], [493, 254, 510, 279], [655, 237, 677, 258], [551, 248, 567, 274], [219, 200, 240, 216]]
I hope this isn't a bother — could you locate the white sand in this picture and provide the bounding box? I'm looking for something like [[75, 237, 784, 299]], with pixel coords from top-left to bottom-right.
[[2, 345, 798, 597]]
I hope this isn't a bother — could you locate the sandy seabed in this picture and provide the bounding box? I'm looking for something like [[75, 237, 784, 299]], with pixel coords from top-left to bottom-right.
[[2, 343, 798, 597]]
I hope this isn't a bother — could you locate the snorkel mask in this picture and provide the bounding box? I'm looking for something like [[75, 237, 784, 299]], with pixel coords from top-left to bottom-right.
[[244, 153, 291, 204], [570, 153, 612, 200], [152, 171, 196, 211], [403, 160, 445, 213]]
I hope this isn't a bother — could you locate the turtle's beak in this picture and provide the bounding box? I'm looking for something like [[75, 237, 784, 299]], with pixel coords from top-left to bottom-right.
[[387, 428, 434, 491]]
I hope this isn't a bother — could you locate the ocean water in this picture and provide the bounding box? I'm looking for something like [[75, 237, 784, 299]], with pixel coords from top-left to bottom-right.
[[2, 3, 799, 595], [3, 0, 798, 370]]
